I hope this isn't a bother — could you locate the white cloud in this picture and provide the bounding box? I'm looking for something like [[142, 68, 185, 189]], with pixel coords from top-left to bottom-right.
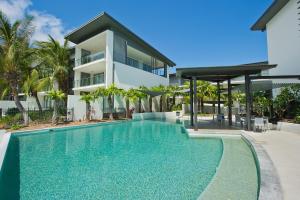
[[0, 0, 67, 43], [0, 0, 31, 21]]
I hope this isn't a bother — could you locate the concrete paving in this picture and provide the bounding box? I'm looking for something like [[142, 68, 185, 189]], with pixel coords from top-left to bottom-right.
[[246, 130, 300, 200]]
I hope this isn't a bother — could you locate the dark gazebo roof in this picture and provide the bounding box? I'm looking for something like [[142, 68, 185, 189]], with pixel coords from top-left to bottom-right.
[[176, 62, 277, 82]]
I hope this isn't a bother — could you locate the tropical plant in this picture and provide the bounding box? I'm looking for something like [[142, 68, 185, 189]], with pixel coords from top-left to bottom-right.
[[0, 11, 34, 125], [139, 86, 151, 112], [273, 87, 294, 119], [95, 84, 123, 120], [80, 93, 95, 121], [35, 35, 70, 95], [122, 88, 139, 118], [166, 85, 183, 111], [152, 85, 166, 112], [253, 92, 271, 116], [47, 89, 65, 125], [22, 69, 43, 112]]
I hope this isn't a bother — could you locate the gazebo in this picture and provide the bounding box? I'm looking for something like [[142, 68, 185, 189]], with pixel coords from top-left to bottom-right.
[[176, 62, 277, 131]]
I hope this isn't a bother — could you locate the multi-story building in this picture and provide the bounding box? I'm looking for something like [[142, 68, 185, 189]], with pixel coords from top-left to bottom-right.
[[66, 12, 175, 94], [65, 12, 175, 120], [252, 0, 300, 84]]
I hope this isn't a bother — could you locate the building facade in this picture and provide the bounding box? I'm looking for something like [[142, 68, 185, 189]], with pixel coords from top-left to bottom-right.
[[65, 12, 175, 120], [252, 0, 300, 83]]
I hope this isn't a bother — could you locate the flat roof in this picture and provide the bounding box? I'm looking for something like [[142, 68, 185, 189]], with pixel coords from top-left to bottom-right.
[[65, 12, 175, 66], [176, 62, 276, 82], [251, 0, 289, 31]]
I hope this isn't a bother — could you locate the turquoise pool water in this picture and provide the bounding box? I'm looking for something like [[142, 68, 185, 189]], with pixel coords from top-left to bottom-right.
[[0, 120, 223, 200]]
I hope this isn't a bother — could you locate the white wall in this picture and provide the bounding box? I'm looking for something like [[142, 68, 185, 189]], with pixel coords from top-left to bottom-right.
[[106, 30, 114, 87], [266, 0, 300, 83], [114, 62, 169, 90], [67, 95, 103, 121]]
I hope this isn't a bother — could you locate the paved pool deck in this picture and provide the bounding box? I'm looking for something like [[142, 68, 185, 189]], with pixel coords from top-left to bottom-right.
[[246, 130, 300, 200], [187, 117, 299, 200]]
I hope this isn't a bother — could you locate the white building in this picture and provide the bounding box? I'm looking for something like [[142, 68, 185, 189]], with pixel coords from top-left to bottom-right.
[[65, 12, 175, 120], [252, 0, 300, 83]]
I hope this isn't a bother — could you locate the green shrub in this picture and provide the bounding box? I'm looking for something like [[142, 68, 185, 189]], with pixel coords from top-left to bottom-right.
[[6, 108, 20, 116], [28, 110, 52, 122], [172, 104, 182, 111], [10, 124, 24, 130], [0, 113, 23, 128], [295, 116, 300, 124]]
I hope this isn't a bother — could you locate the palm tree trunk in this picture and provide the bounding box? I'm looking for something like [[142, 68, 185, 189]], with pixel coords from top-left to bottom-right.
[[149, 96, 152, 112], [126, 99, 130, 118], [160, 96, 163, 112], [52, 100, 59, 125], [198, 98, 201, 113], [108, 95, 114, 120], [86, 102, 91, 121], [33, 92, 43, 112], [13, 93, 29, 126], [138, 97, 141, 113], [201, 97, 204, 113]]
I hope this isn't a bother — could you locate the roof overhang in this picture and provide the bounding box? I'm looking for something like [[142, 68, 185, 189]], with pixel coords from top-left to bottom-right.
[[251, 0, 289, 31], [65, 12, 175, 66], [176, 62, 277, 82]]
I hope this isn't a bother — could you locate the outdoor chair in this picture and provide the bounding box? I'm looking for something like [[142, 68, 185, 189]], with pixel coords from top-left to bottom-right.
[[254, 117, 266, 132], [235, 114, 244, 127], [217, 114, 225, 125]]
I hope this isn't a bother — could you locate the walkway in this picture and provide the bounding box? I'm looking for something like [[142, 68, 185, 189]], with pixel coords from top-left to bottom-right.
[[246, 130, 300, 200]]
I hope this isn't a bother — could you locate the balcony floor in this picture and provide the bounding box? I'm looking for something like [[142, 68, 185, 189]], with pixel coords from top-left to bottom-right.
[[74, 59, 106, 73]]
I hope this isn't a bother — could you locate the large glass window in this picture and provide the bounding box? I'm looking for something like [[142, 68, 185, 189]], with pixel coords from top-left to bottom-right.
[[126, 45, 167, 77]]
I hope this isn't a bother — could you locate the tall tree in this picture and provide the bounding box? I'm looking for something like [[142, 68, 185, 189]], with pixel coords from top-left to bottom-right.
[[22, 69, 43, 112], [122, 88, 138, 118], [35, 35, 70, 95], [47, 89, 65, 125], [95, 84, 123, 120], [80, 93, 95, 121], [0, 11, 34, 125]]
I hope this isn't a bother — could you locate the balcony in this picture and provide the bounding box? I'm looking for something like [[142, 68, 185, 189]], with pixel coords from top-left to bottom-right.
[[74, 74, 105, 89], [76, 51, 105, 66], [126, 57, 166, 77]]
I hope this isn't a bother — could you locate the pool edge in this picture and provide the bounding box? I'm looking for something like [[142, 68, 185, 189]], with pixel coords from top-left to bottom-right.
[[242, 132, 283, 200]]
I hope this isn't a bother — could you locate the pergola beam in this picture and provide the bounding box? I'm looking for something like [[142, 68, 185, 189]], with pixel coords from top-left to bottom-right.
[[250, 75, 300, 80]]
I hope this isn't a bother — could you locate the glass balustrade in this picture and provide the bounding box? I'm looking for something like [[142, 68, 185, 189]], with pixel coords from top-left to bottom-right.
[[76, 52, 105, 66], [74, 73, 105, 88]]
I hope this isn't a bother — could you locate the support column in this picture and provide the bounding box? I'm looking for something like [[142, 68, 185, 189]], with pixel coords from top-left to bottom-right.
[[227, 79, 232, 126], [217, 81, 221, 115], [193, 77, 198, 130], [245, 74, 252, 131], [189, 78, 194, 127]]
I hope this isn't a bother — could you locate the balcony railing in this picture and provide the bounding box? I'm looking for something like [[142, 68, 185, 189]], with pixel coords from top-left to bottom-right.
[[76, 51, 105, 66], [126, 57, 167, 77], [74, 74, 105, 88]]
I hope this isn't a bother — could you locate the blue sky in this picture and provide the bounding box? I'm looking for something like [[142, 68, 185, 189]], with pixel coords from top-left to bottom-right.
[[1, 0, 273, 68]]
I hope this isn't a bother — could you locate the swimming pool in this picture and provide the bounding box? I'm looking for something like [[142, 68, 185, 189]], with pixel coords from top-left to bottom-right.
[[0, 120, 258, 199]]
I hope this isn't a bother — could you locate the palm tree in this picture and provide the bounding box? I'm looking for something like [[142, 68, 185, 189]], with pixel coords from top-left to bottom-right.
[[122, 88, 138, 118], [206, 84, 218, 114], [0, 11, 34, 125], [80, 93, 95, 121], [22, 69, 43, 112], [95, 84, 123, 120], [166, 85, 183, 111], [152, 85, 166, 112], [47, 89, 65, 125], [139, 86, 151, 112], [35, 35, 70, 95]]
